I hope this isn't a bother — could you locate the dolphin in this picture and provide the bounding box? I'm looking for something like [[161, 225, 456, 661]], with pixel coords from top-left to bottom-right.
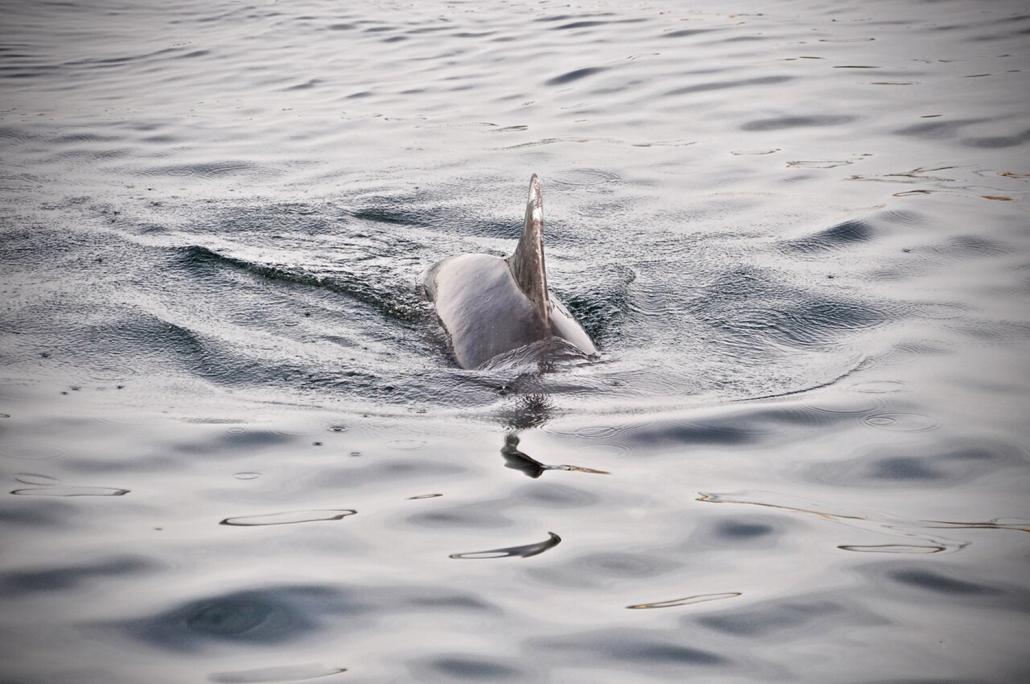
[[423, 175, 597, 369]]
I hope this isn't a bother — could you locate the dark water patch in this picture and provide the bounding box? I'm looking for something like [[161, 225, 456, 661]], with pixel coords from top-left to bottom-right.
[[0, 556, 151, 593], [619, 405, 852, 450], [697, 599, 847, 636], [52, 132, 122, 144], [404, 594, 494, 612], [550, 18, 646, 31], [741, 115, 855, 131], [664, 75, 793, 97], [415, 656, 523, 681], [283, 78, 322, 91], [168, 429, 298, 459], [806, 439, 1017, 487], [350, 202, 430, 226], [449, 531, 560, 559], [209, 664, 347, 683], [220, 509, 357, 526], [219, 429, 296, 450], [0, 499, 74, 527], [888, 568, 1004, 596], [628, 592, 741, 610], [311, 458, 466, 490], [663, 28, 718, 38], [869, 456, 940, 480], [534, 13, 615, 23], [962, 127, 1030, 149], [714, 520, 775, 539], [125, 585, 357, 651], [404, 25, 450, 35], [407, 501, 514, 529], [544, 67, 608, 86], [530, 628, 727, 668], [686, 514, 790, 551], [892, 117, 988, 139], [780, 219, 873, 255], [528, 551, 680, 588]]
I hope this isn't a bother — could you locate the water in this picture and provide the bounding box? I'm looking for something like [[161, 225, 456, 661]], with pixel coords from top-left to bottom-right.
[[2, 0, 1029, 681]]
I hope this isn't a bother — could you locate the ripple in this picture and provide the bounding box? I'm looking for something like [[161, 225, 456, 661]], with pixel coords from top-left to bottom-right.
[[838, 544, 945, 554], [627, 592, 741, 610], [698, 599, 848, 637], [209, 664, 347, 683], [863, 412, 940, 432], [11, 485, 129, 497], [220, 510, 357, 527], [0, 556, 152, 593], [549, 168, 620, 188]]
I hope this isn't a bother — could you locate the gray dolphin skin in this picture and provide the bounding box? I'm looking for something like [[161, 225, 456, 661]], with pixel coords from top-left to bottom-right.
[[424, 175, 597, 369]]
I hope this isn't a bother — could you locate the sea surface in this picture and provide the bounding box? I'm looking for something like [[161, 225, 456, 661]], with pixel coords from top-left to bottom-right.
[[1, 0, 1029, 681]]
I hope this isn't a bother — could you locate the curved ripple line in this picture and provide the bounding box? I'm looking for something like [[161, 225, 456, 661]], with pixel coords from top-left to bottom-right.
[[627, 591, 741, 610], [220, 509, 357, 527], [838, 544, 946, 554], [208, 664, 347, 683], [11, 485, 129, 497]]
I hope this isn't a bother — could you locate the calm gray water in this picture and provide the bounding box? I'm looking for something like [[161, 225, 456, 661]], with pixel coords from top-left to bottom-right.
[[2, 0, 1029, 681]]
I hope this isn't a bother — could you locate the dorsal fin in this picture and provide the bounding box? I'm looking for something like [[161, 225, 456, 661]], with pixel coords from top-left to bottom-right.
[[506, 174, 551, 335]]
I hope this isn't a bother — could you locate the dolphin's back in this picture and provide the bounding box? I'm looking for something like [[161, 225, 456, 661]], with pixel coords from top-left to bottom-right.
[[424, 175, 597, 369], [427, 253, 546, 369]]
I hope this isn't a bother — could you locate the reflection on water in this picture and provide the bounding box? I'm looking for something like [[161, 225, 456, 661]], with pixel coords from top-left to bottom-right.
[[2, 0, 1029, 681], [501, 433, 609, 478], [449, 532, 562, 560]]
